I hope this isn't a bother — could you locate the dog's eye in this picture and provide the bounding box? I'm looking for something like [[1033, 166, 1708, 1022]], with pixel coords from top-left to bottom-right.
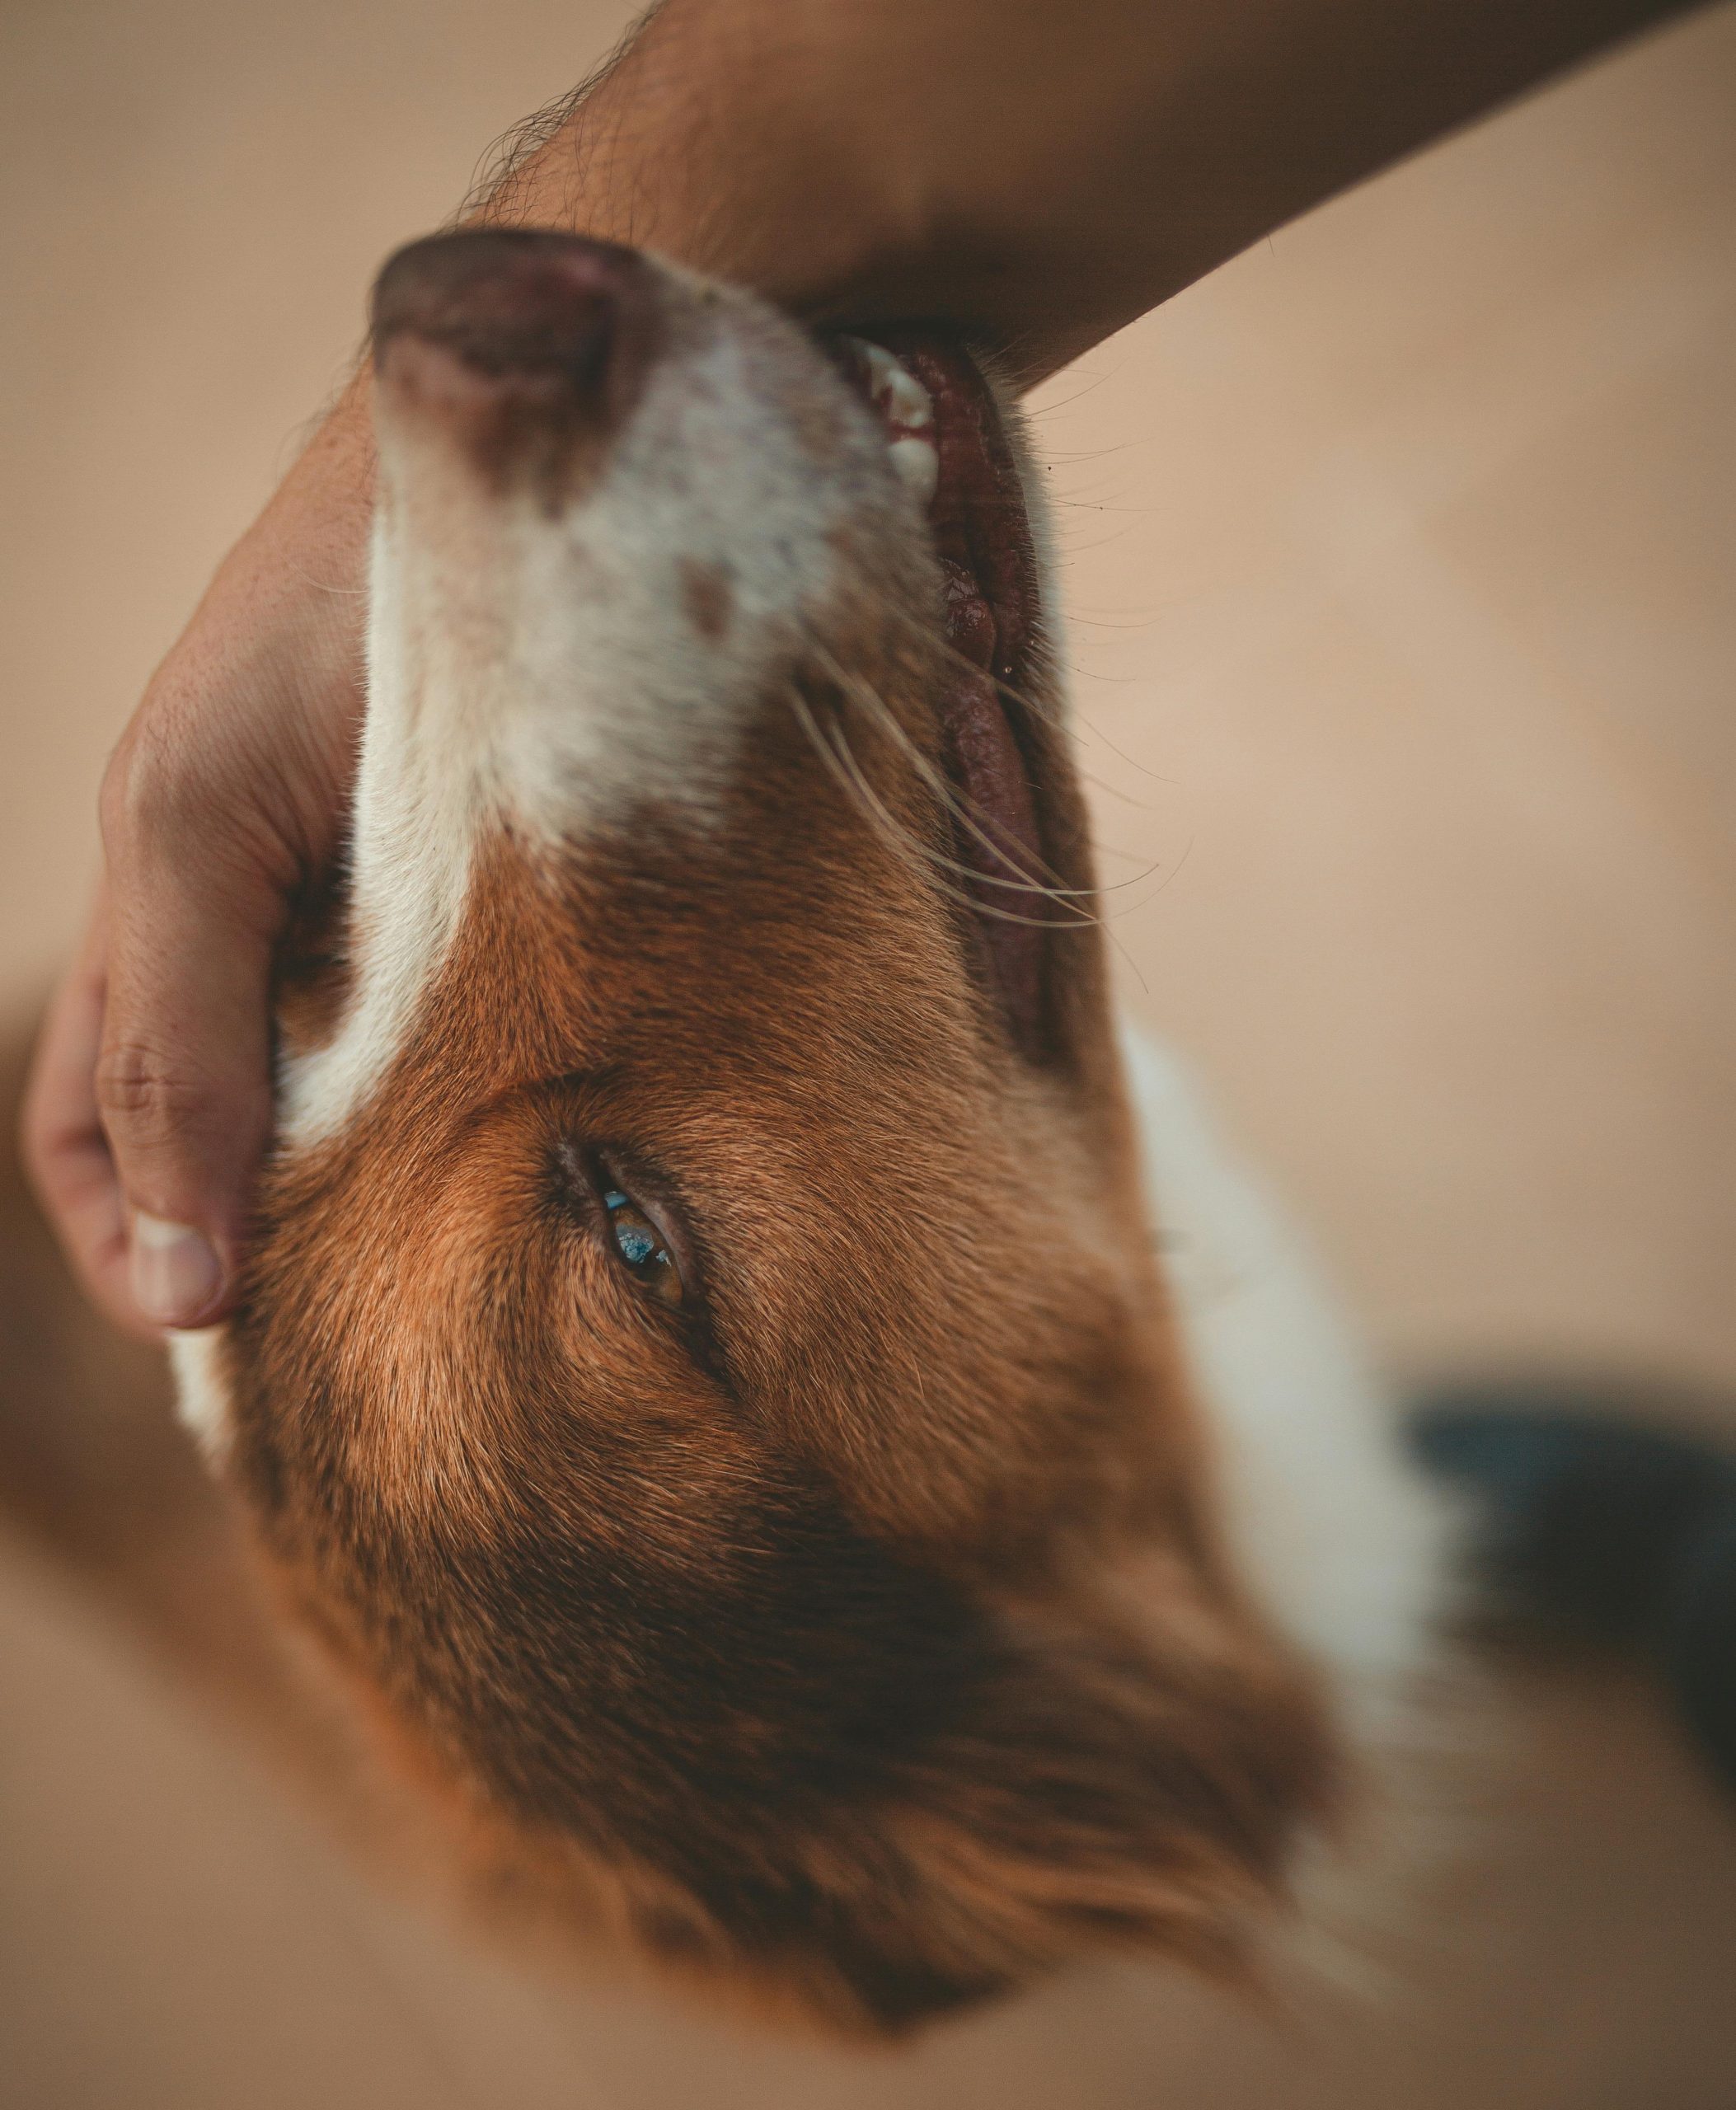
[[601, 1188, 684, 1307]]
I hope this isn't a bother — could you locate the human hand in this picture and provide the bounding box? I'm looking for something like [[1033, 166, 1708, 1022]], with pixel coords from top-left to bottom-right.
[[22, 392, 373, 1334]]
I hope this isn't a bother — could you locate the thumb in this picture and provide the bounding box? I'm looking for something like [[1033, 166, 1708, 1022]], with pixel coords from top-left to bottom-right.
[[96, 739, 283, 1330]]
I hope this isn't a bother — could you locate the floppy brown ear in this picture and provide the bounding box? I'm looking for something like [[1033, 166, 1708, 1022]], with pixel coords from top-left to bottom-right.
[[608, 1587, 1344, 2037]]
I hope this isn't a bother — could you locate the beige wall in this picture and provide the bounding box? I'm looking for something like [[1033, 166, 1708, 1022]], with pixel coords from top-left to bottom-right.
[[2, 2, 1734, 2103]]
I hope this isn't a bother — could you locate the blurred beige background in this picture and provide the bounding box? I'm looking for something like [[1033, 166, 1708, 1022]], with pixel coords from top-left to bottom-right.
[[2, 1, 1734, 2103]]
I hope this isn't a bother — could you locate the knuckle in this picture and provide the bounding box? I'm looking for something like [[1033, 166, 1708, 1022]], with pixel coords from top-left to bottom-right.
[[93, 1039, 215, 1148], [100, 717, 188, 857], [101, 680, 254, 865], [100, 696, 293, 911]]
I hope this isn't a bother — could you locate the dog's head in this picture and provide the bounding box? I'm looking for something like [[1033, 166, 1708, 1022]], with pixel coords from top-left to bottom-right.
[[176, 231, 1338, 2031]]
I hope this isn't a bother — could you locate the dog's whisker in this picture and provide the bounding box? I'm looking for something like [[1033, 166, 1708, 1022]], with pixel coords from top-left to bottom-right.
[[806, 651, 1106, 926], [786, 684, 1098, 935], [807, 645, 1100, 912], [873, 596, 1183, 803], [809, 631, 1175, 904], [872, 598, 1075, 740], [805, 633, 1081, 895]]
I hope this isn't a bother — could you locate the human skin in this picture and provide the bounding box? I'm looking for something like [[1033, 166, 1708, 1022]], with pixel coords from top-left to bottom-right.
[[22, 0, 1700, 1336]]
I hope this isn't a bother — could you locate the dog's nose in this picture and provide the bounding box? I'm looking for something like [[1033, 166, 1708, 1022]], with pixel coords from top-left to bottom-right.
[[371, 231, 659, 478]]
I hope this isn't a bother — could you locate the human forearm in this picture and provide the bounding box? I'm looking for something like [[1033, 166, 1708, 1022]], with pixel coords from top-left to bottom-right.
[[484, 0, 1704, 384]]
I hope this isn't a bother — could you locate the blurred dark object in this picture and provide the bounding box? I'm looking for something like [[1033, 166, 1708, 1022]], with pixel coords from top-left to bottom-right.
[[1411, 1377, 1736, 1798]]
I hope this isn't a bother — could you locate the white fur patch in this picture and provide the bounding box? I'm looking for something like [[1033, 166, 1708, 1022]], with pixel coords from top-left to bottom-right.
[[284, 285, 889, 1147], [279, 516, 478, 1146], [169, 1325, 233, 1463], [1119, 1025, 1459, 1727]]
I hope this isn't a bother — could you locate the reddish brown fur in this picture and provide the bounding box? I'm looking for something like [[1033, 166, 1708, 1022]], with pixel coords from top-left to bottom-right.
[[229, 649, 1338, 2030]]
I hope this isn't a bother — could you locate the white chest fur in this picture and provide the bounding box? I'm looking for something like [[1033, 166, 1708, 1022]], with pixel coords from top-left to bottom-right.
[[1121, 1024, 1460, 1742]]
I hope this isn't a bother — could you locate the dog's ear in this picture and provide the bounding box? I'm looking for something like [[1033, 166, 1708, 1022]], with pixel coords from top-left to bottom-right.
[[614, 1587, 1341, 2036]]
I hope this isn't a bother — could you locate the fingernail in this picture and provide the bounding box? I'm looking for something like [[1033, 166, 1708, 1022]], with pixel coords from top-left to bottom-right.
[[129, 1212, 223, 1329]]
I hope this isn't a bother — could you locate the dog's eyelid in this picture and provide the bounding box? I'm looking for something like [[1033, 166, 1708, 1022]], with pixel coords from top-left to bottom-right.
[[550, 1132, 725, 1348], [602, 1185, 685, 1305], [590, 1149, 698, 1266]]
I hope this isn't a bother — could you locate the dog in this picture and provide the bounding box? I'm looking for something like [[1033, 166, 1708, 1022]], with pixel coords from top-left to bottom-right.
[[151, 228, 1466, 2033], [6, 229, 1729, 2049]]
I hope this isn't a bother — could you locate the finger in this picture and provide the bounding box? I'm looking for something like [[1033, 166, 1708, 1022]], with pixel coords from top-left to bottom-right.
[[19, 898, 159, 1340], [96, 736, 284, 1330]]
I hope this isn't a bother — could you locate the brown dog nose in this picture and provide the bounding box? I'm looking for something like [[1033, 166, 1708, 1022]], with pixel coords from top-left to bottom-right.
[[371, 231, 659, 482]]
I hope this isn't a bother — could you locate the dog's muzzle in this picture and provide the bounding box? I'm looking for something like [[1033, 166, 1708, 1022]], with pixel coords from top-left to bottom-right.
[[371, 230, 662, 489]]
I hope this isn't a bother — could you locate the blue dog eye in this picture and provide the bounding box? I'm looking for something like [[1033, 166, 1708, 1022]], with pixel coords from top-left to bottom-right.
[[602, 1188, 684, 1307], [612, 1213, 658, 1267]]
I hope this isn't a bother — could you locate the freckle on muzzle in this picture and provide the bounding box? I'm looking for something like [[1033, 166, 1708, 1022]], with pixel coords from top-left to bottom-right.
[[370, 229, 663, 494]]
